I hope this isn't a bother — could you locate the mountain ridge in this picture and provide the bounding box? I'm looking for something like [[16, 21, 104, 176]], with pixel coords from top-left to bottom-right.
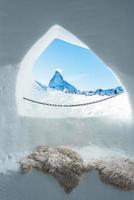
[[35, 70, 124, 96], [48, 70, 78, 94]]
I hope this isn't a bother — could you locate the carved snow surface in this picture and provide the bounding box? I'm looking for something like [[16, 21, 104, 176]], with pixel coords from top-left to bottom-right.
[[21, 145, 134, 193]]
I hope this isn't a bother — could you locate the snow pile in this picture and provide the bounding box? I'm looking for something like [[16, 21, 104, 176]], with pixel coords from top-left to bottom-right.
[[96, 157, 134, 190], [21, 145, 84, 193], [1, 144, 134, 193], [20, 145, 134, 193]]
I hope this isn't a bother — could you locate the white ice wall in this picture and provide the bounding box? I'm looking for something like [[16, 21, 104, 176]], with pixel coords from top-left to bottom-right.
[[0, 64, 134, 158], [0, 1, 134, 200], [0, 0, 134, 157]]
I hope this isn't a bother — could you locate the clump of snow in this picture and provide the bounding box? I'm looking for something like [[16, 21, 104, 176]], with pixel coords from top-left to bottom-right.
[[1, 144, 134, 193], [21, 145, 84, 193], [96, 157, 134, 190], [20, 145, 134, 193]]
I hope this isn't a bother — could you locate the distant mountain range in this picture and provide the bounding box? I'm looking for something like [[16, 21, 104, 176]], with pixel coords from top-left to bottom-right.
[[35, 70, 124, 96]]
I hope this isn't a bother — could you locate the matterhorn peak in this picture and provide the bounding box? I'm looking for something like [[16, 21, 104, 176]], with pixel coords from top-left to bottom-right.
[[55, 68, 63, 74], [54, 70, 63, 76], [48, 70, 77, 93]]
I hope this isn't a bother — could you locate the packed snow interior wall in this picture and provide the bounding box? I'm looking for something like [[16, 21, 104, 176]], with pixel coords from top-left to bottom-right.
[[0, 63, 134, 159], [0, 1, 134, 199], [0, 0, 134, 172], [0, 26, 127, 160]]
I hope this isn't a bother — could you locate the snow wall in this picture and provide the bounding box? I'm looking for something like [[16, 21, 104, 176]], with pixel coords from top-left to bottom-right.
[[0, 64, 134, 157], [0, 0, 134, 200]]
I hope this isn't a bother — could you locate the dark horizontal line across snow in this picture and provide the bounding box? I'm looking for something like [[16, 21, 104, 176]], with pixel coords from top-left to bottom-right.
[[23, 94, 120, 107]]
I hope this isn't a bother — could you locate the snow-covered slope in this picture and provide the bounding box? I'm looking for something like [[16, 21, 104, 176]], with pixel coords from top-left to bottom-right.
[[23, 86, 130, 120]]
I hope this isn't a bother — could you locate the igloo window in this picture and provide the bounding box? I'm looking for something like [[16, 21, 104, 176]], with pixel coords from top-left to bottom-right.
[[16, 25, 132, 120]]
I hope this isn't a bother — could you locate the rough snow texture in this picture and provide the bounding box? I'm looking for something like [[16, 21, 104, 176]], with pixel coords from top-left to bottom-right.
[[21, 145, 84, 193], [95, 157, 134, 191], [21, 146, 134, 193]]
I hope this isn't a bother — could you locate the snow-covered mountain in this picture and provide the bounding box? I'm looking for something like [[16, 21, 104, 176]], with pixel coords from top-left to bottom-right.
[[34, 70, 124, 96], [93, 87, 124, 96], [48, 70, 78, 94]]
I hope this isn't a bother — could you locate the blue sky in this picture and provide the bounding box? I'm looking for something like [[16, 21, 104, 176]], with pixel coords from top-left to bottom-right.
[[32, 38, 120, 90]]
